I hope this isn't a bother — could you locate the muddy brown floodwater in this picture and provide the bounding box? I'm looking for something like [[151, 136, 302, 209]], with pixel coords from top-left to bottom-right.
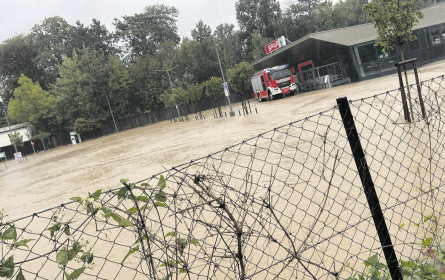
[[1, 61, 444, 221]]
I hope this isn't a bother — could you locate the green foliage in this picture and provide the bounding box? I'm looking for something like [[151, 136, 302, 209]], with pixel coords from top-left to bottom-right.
[[73, 118, 103, 135], [7, 131, 23, 148], [8, 75, 57, 132], [191, 20, 212, 42], [159, 87, 189, 108], [203, 77, 224, 98], [348, 215, 445, 280], [228, 62, 254, 95], [363, 0, 423, 51], [0, 210, 35, 279], [30, 132, 51, 141], [235, 0, 281, 60], [29, 16, 75, 89], [0, 35, 39, 103], [113, 4, 180, 57]]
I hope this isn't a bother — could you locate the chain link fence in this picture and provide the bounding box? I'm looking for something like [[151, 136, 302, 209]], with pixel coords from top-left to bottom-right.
[[1, 75, 445, 279]]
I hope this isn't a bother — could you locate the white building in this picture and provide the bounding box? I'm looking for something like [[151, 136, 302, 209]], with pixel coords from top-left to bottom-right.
[[0, 122, 36, 148]]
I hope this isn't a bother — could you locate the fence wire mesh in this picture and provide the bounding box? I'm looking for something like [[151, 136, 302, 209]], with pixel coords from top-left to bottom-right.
[[1, 75, 445, 280]]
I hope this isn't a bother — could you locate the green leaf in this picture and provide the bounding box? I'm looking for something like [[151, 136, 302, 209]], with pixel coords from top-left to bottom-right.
[[365, 254, 379, 267], [160, 260, 175, 268], [14, 239, 35, 248], [422, 237, 432, 248], [56, 249, 69, 265], [189, 238, 199, 246], [116, 187, 127, 200], [16, 269, 25, 280], [120, 178, 129, 184], [70, 197, 82, 203], [0, 256, 14, 277], [91, 189, 102, 201], [122, 245, 139, 263], [177, 238, 188, 256], [127, 207, 138, 214], [179, 268, 189, 273], [118, 218, 133, 227], [47, 223, 62, 238], [80, 252, 94, 264], [165, 231, 176, 238], [101, 207, 112, 215], [66, 267, 85, 280], [155, 190, 167, 202], [137, 196, 149, 202], [2, 226, 17, 241], [158, 175, 166, 190], [154, 202, 167, 207], [64, 225, 71, 236], [106, 213, 133, 227]]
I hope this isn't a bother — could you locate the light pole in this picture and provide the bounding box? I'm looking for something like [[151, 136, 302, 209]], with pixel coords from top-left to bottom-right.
[[155, 65, 181, 118], [105, 95, 119, 133], [207, 36, 234, 116], [2, 105, 18, 153]]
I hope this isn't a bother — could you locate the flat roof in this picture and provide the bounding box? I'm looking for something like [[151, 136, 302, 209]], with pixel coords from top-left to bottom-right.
[[311, 2, 445, 46], [254, 3, 445, 65]]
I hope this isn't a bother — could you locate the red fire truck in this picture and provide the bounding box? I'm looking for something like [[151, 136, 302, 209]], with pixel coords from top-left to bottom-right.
[[251, 64, 298, 102]]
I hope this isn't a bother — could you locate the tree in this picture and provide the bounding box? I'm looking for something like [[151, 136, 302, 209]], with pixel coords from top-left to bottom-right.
[[113, 4, 180, 58], [363, 0, 423, 57], [127, 54, 165, 111], [72, 19, 115, 56], [0, 35, 40, 103], [251, 30, 271, 61], [160, 87, 189, 108], [53, 49, 110, 130], [364, 0, 423, 121], [191, 20, 212, 42], [203, 77, 223, 98], [28, 16, 75, 90], [214, 23, 244, 70], [176, 37, 219, 84], [8, 75, 57, 132], [8, 131, 24, 150], [236, 0, 281, 60], [228, 62, 254, 95]]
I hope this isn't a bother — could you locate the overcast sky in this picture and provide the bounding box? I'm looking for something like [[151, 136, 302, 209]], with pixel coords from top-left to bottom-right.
[[0, 0, 263, 43]]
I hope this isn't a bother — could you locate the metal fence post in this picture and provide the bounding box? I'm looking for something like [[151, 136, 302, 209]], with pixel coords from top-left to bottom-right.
[[395, 64, 412, 123], [337, 97, 403, 280], [413, 60, 426, 119]]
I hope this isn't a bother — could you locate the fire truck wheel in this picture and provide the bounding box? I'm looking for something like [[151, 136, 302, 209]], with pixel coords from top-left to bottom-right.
[[290, 90, 295, 96], [258, 92, 262, 102], [268, 91, 273, 101]]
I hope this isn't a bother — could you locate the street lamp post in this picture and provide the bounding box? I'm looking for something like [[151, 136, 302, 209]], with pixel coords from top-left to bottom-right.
[[208, 36, 234, 116], [105, 95, 119, 133], [155, 65, 181, 118]]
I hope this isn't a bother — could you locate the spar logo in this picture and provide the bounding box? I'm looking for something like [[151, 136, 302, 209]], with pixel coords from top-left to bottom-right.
[[265, 36, 287, 54]]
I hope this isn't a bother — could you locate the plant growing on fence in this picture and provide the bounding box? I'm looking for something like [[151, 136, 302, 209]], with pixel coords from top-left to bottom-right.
[[71, 176, 198, 280], [0, 211, 34, 279], [347, 215, 445, 280]]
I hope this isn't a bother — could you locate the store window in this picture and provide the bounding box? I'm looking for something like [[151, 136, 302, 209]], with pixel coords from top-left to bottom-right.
[[357, 43, 377, 63], [430, 25, 443, 45]]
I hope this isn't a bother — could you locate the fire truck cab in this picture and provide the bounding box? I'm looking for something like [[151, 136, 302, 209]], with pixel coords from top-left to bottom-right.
[[251, 64, 298, 102]]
